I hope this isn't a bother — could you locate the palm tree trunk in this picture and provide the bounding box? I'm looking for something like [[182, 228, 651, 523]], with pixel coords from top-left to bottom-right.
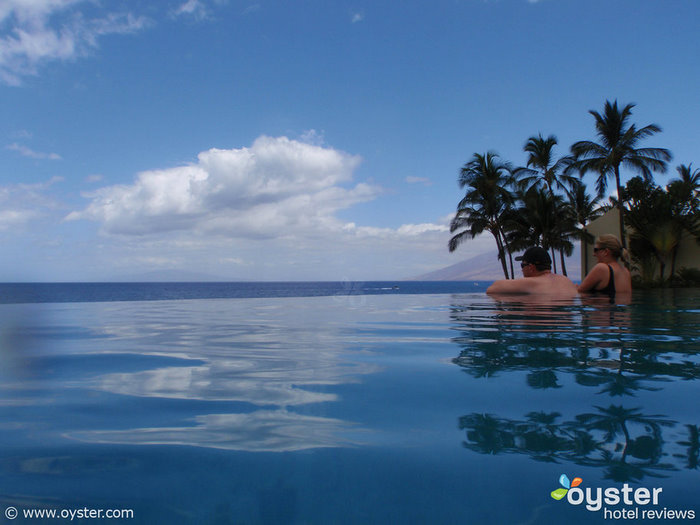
[[670, 244, 680, 279], [493, 231, 509, 279], [656, 254, 666, 282], [499, 227, 515, 279], [582, 225, 589, 277], [550, 247, 558, 273], [614, 166, 627, 250], [508, 251, 514, 279], [559, 249, 568, 276]]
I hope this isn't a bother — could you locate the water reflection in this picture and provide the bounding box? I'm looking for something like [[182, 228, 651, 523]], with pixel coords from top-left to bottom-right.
[[2, 300, 379, 452], [69, 410, 358, 452], [450, 291, 700, 482]]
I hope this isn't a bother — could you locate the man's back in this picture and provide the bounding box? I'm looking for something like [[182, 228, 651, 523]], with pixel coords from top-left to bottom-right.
[[486, 271, 577, 296], [486, 247, 578, 297], [522, 272, 578, 296]]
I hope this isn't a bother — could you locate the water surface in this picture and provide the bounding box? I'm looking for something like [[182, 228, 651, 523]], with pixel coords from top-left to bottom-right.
[[0, 287, 697, 523]]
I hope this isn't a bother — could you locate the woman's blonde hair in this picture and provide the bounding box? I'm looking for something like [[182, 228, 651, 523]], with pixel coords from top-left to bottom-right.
[[596, 234, 629, 263]]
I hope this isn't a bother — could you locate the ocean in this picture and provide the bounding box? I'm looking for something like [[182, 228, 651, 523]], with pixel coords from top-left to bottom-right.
[[0, 282, 698, 524], [0, 281, 486, 304]]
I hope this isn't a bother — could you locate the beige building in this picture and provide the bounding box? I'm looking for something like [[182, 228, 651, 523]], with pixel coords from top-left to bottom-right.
[[581, 208, 700, 280]]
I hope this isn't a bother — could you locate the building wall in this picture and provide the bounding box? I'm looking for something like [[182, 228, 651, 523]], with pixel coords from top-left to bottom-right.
[[674, 229, 700, 272], [581, 208, 700, 280]]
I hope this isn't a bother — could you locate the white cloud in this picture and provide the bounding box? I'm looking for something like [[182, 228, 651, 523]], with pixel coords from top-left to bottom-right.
[[68, 136, 373, 238], [6, 142, 61, 160], [299, 128, 325, 146], [405, 176, 432, 186], [397, 223, 448, 236], [0, 1, 79, 23], [0, 0, 148, 85], [0, 177, 63, 231], [61, 136, 461, 280], [351, 12, 364, 23], [340, 221, 448, 239], [172, 0, 210, 20]]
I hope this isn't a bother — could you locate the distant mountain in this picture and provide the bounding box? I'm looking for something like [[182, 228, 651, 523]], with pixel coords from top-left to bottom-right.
[[410, 248, 581, 281], [409, 251, 505, 281]]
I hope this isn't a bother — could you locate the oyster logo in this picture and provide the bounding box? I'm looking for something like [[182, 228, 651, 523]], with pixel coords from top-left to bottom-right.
[[551, 474, 582, 500], [548, 473, 696, 520]]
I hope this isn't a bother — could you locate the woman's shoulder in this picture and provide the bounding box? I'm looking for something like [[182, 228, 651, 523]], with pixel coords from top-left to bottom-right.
[[610, 262, 630, 275], [590, 262, 610, 274]]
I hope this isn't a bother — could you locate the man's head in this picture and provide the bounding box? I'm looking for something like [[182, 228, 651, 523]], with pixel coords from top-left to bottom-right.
[[516, 247, 552, 273]]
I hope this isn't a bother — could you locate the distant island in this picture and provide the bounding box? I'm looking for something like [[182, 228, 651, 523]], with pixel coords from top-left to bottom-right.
[[411, 250, 581, 281]]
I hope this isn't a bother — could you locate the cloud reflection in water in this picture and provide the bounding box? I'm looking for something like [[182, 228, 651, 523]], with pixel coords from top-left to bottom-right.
[[68, 410, 359, 452], [53, 298, 386, 451]]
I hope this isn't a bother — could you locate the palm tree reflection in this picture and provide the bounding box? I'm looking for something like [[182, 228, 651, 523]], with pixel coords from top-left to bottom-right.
[[451, 293, 700, 481], [677, 425, 699, 470], [459, 407, 680, 482]]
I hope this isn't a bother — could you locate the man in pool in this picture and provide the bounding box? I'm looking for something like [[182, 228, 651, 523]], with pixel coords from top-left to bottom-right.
[[486, 247, 578, 296]]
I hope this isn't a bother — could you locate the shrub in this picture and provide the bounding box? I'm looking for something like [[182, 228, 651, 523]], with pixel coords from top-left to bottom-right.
[[675, 267, 700, 286]]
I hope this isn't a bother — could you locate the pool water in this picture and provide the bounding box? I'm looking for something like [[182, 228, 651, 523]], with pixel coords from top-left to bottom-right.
[[0, 289, 698, 523]]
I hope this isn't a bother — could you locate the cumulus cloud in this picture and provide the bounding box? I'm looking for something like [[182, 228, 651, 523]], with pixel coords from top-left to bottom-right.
[[63, 136, 458, 280], [0, 0, 148, 85], [68, 136, 376, 238], [299, 128, 325, 146]]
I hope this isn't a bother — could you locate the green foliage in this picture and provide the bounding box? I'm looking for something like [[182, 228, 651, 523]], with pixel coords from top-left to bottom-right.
[[450, 100, 698, 286], [675, 267, 700, 287], [622, 176, 700, 285], [449, 152, 515, 278], [569, 100, 671, 246]]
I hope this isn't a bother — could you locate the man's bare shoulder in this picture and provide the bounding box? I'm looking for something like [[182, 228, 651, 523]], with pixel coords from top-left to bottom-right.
[[550, 273, 578, 284], [486, 278, 531, 294], [487, 273, 577, 296]]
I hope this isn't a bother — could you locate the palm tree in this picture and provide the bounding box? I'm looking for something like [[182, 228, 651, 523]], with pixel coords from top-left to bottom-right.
[[622, 176, 684, 281], [513, 134, 577, 195], [670, 163, 700, 215], [566, 180, 604, 276], [570, 100, 672, 248], [506, 187, 562, 272], [512, 134, 579, 274], [449, 152, 515, 279], [666, 171, 700, 277], [551, 209, 577, 277]]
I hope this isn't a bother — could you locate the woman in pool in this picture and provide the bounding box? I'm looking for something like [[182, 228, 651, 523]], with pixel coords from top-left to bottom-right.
[[578, 234, 632, 298]]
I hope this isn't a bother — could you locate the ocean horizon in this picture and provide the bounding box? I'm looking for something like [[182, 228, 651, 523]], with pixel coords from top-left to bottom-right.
[[0, 280, 491, 304]]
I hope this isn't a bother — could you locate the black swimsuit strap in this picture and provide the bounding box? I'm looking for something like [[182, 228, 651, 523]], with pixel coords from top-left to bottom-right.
[[593, 264, 616, 298], [603, 264, 616, 298]]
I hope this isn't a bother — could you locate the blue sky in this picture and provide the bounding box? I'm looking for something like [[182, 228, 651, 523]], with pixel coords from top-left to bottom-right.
[[1, 0, 698, 281]]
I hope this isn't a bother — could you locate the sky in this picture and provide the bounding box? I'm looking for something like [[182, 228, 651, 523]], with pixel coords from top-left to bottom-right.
[[1, 0, 699, 282]]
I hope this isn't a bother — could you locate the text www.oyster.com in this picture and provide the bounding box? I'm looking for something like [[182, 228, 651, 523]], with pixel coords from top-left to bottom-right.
[[5, 506, 134, 521]]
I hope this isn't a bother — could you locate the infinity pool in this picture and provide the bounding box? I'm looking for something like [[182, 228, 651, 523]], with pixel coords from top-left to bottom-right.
[[0, 290, 697, 523]]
